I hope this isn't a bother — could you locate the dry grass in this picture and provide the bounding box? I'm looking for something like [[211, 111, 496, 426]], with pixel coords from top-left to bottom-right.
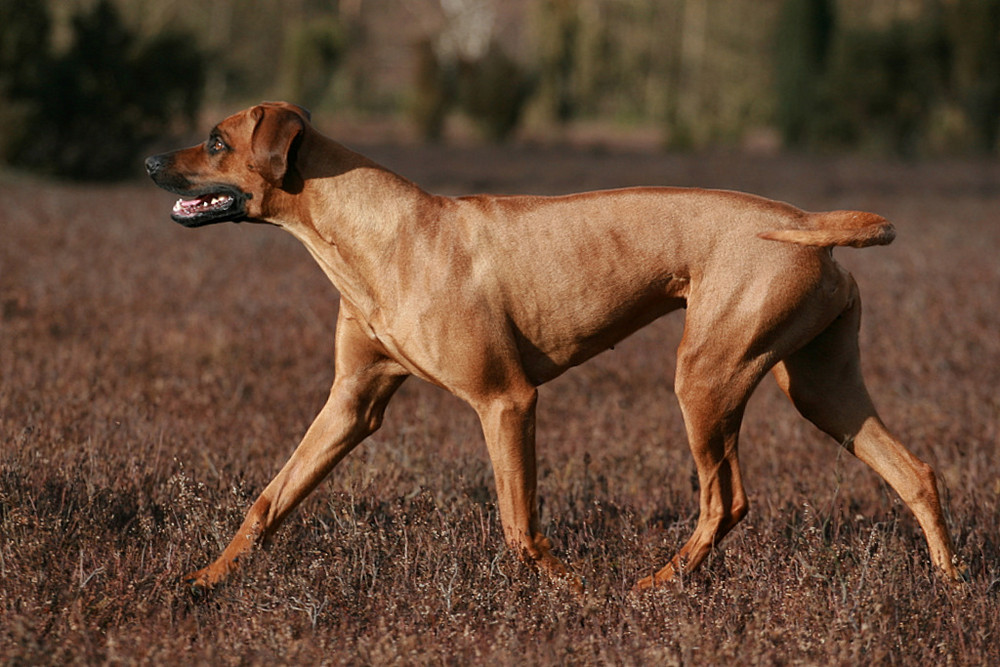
[[2, 145, 999, 664]]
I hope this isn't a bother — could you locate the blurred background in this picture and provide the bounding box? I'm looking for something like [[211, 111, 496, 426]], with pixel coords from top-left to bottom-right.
[[1, 0, 998, 180]]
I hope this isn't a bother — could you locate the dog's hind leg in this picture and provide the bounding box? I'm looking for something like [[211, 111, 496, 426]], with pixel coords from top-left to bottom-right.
[[183, 307, 408, 589], [633, 321, 768, 591], [771, 290, 964, 581]]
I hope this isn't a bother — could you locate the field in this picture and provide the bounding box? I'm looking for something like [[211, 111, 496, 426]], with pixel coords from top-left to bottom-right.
[[2, 141, 999, 664]]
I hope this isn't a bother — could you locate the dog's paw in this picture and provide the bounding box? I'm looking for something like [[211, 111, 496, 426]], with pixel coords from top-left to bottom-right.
[[951, 558, 971, 584], [630, 562, 680, 594], [180, 569, 211, 590], [631, 574, 660, 594], [180, 565, 228, 592]]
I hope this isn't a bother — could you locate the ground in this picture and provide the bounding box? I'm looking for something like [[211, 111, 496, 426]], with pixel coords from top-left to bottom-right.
[[1, 143, 998, 664]]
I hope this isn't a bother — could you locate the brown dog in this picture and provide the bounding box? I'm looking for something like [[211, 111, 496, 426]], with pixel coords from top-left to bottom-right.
[[145, 102, 964, 591]]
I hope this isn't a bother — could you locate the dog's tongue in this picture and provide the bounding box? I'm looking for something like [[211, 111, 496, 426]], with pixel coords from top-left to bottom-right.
[[173, 194, 232, 215]]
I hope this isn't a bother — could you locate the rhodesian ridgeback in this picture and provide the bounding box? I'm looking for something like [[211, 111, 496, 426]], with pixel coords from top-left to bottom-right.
[[145, 102, 964, 591]]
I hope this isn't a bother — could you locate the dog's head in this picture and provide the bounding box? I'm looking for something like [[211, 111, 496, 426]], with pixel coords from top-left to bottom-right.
[[145, 102, 310, 227]]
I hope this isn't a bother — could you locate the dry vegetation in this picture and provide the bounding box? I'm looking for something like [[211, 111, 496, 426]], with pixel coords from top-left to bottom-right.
[[1, 143, 999, 664]]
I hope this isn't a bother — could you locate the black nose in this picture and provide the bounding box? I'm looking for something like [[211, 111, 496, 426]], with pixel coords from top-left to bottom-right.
[[145, 154, 165, 177]]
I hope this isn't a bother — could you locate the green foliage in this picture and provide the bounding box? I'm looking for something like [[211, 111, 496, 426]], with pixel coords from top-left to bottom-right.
[[775, 0, 1000, 156], [774, 0, 835, 147], [531, 0, 583, 124], [0, 0, 204, 180], [0, 1, 50, 159], [946, 0, 1000, 153], [409, 40, 533, 144], [0, 1, 50, 99], [816, 20, 949, 156], [4, 1, 1000, 159], [457, 43, 534, 143], [531, 0, 676, 126], [280, 17, 346, 111], [410, 39, 456, 143]]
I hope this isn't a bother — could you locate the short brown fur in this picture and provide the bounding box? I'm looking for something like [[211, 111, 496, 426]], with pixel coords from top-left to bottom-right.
[[146, 103, 963, 591]]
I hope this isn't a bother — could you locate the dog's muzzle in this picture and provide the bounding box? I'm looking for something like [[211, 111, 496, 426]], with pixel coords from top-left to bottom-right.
[[145, 153, 250, 228]]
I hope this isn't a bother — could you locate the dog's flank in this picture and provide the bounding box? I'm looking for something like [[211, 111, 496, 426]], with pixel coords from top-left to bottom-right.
[[146, 102, 963, 592]]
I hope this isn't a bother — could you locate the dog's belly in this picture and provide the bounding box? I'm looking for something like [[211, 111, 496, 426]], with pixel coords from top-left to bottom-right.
[[511, 289, 687, 386]]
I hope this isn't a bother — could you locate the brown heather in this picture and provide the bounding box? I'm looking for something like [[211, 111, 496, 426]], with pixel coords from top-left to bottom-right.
[[1, 146, 998, 664]]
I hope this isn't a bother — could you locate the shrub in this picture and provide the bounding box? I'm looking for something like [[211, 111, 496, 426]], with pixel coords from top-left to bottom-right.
[[774, 0, 835, 147], [457, 43, 534, 143], [0, 0, 204, 181], [815, 21, 949, 156], [0, 1, 50, 159], [946, 0, 1000, 153], [409, 40, 532, 143], [410, 39, 457, 143], [279, 17, 346, 111]]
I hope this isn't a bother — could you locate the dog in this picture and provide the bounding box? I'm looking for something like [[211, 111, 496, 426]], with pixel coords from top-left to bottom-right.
[[145, 102, 964, 591]]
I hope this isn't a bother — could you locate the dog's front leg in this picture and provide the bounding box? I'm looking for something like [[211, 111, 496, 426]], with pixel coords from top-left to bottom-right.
[[183, 314, 407, 589], [474, 385, 575, 587]]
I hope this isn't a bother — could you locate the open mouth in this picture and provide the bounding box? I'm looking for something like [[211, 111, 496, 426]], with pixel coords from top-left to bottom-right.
[[167, 187, 248, 227], [173, 193, 235, 218]]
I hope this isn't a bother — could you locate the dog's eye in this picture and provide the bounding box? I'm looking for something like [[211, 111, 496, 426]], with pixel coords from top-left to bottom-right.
[[208, 137, 227, 154]]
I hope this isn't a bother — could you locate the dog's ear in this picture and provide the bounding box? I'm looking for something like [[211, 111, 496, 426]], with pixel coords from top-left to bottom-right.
[[250, 105, 306, 188]]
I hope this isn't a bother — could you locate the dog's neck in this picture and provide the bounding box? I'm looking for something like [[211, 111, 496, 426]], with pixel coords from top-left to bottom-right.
[[274, 131, 441, 323]]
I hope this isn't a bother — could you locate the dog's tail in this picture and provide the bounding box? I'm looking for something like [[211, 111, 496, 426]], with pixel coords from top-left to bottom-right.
[[758, 211, 895, 248]]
